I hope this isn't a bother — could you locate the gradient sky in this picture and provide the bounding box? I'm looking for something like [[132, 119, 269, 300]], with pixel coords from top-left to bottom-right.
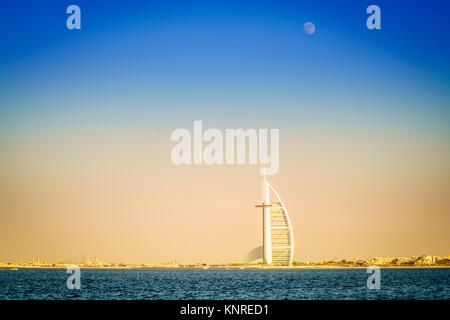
[[0, 0, 449, 264]]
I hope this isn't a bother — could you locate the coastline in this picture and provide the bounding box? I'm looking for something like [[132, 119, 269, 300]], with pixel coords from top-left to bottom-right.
[[1, 264, 449, 270]]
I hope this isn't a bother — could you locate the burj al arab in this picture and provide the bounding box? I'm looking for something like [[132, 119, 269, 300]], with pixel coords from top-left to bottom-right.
[[255, 172, 294, 266]]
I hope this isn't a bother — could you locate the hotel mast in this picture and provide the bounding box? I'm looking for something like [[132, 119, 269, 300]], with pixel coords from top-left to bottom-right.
[[255, 170, 294, 265]]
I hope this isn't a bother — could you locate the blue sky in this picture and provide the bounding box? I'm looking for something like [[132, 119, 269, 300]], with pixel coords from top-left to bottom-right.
[[1, 0, 449, 263], [0, 0, 449, 135]]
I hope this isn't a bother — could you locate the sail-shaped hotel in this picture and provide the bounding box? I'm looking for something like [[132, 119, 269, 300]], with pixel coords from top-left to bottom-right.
[[255, 175, 294, 266]]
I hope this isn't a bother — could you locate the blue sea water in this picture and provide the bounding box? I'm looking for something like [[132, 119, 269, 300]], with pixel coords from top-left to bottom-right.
[[0, 268, 448, 300]]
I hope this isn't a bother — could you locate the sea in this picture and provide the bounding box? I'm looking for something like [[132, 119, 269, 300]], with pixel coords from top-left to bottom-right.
[[0, 268, 448, 300]]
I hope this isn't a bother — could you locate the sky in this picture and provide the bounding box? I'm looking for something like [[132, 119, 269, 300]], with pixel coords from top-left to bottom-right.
[[0, 0, 449, 264]]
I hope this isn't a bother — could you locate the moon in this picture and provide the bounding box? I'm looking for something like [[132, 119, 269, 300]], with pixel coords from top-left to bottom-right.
[[303, 22, 315, 35]]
